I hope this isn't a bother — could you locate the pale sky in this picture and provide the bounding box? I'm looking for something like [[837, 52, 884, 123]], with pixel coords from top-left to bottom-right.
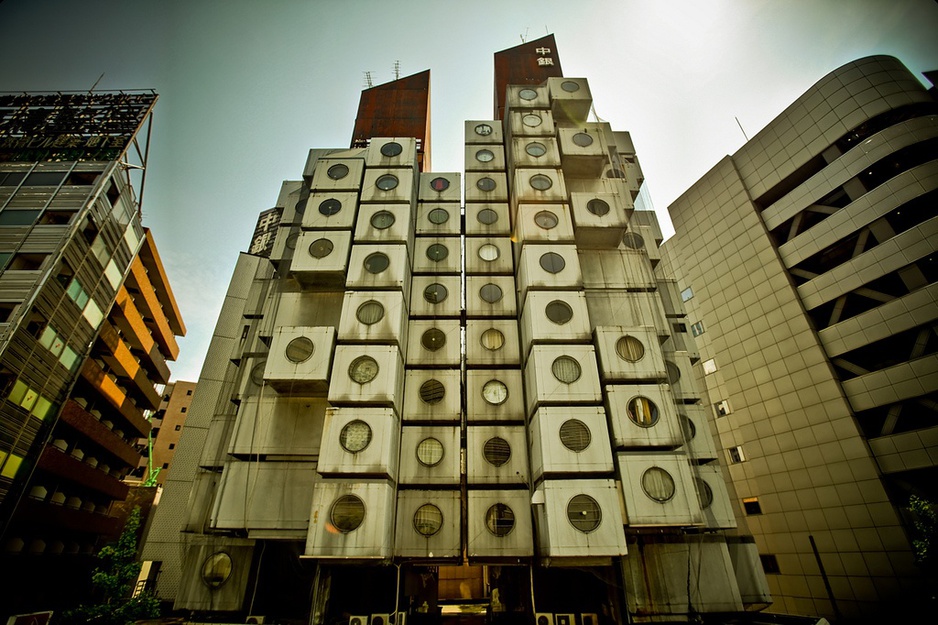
[[1, 0, 936, 383]]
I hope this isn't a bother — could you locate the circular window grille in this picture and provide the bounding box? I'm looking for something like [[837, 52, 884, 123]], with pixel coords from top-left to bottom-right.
[[285, 337, 314, 363], [539, 252, 566, 273], [480, 328, 505, 351], [522, 114, 543, 127], [356, 300, 385, 325], [530, 174, 553, 190], [483, 437, 511, 466], [545, 300, 573, 324], [478, 244, 500, 262], [479, 283, 503, 303], [426, 243, 449, 262], [413, 504, 443, 536], [294, 198, 307, 214], [642, 467, 676, 502], [416, 437, 444, 466], [331, 495, 365, 532], [427, 207, 450, 224], [421, 328, 446, 352], [309, 238, 334, 258], [419, 379, 445, 404], [380, 142, 403, 157], [679, 414, 697, 440], [339, 420, 372, 453], [486, 503, 515, 537], [250, 361, 266, 386], [200, 552, 232, 589], [477, 177, 497, 192], [552, 356, 581, 384], [616, 335, 645, 362], [319, 198, 341, 216], [285, 233, 298, 250], [559, 419, 591, 452], [475, 149, 495, 163], [587, 198, 610, 217], [364, 252, 390, 274], [519, 88, 538, 101], [606, 168, 626, 179], [695, 478, 713, 509], [327, 163, 349, 180], [423, 283, 448, 304], [482, 380, 508, 405], [567, 495, 601, 533], [561, 80, 580, 92], [370, 210, 395, 229], [474, 123, 493, 136], [665, 361, 681, 384], [534, 210, 558, 229], [376, 174, 399, 191], [622, 232, 645, 249], [348, 356, 379, 384], [526, 142, 547, 157], [627, 396, 659, 427], [477, 208, 499, 225], [430, 177, 450, 192], [572, 132, 594, 147]]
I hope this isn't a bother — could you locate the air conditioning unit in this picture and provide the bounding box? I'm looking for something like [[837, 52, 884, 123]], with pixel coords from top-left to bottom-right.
[[554, 615, 575, 625], [370, 614, 391, 625], [349, 616, 368, 625], [246, 616, 266, 625], [534, 613, 554, 625], [580, 614, 599, 625]]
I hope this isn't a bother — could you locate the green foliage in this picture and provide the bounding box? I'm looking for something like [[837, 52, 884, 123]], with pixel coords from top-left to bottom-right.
[[60, 507, 160, 625], [909, 495, 938, 569]]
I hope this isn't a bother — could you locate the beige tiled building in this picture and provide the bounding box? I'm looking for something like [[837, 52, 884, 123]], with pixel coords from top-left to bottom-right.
[[661, 56, 937, 620]]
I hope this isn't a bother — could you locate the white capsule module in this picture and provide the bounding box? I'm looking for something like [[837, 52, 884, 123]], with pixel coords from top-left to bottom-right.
[[465, 120, 505, 145], [512, 203, 575, 250], [532, 479, 628, 559], [511, 168, 568, 207], [465, 275, 518, 318], [506, 84, 550, 110], [354, 203, 414, 249], [569, 191, 631, 250], [662, 352, 699, 403], [528, 406, 614, 482], [413, 236, 462, 274], [418, 172, 461, 203], [694, 464, 737, 529], [467, 490, 534, 559], [405, 319, 461, 367], [304, 481, 396, 559], [464, 172, 509, 203], [466, 425, 528, 486], [466, 319, 521, 367], [289, 230, 352, 289], [328, 344, 404, 412], [516, 244, 583, 307], [578, 249, 657, 291], [616, 452, 702, 527], [508, 136, 561, 169], [519, 291, 592, 355], [415, 202, 461, 236], [506, 109, 555, 138], [465, 237, 513, 275], [465, 144, 507, 172], [466, 368, 525, 423], [300, 191, 360, 230], [465, 203, 511, 236], [410, 275, 462, 318], [398, 425, 460, 485], [346, 244, 412, 300], [262, 326, 335, 394], [360, 167, 416, 204], [402, 369, 461, 423], [317, 407, 400, 479], [523, 344, 602, 416], [606, 384, 682, 450], [677, 404, 718, 462], [583, 291, 670, 342], [547, 77, 593, 124], [228, 396, 327, 457], [557, 125, 607, 178], [395, 490, 461, 559], [593, 326, 667, 383], [621, 224, 660, 267], [337, 290, 408, 346], [365, 137, 418, 169], [309, 158, 365, 193]]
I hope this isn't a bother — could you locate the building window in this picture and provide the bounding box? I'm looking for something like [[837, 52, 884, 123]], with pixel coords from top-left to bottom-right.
[[340, 420, 372, 453], [475, 149, 495, 163], [162, 463, 169, 469], [309, 238, 334, 259], [702, 359, 717, 375], [186, 389, 193, 396], [533, 210, 558, 229], [424, 283, 447, 303], [480, 328, 505, 351], [476, 208, 498, 224], [695, 478, 713, 509], [421, 328, 446, 352], [641, 467, 676, 502], [426, 243, 448, 262], [622, 232, 644, 249], [482, 380, 508, 405], [728, 446, 746, 463], [349, 356, 379, 384], [285, 337, 314, 363], [587, 198, 609, 216], [168, 444, 175, 450], [486, 503, 515, 537], [691, 321, 704, 337], [180, 407, 187, 413], [413, 504, 443, 536], [478, 244, 500, 262], [714, 399, 731, 417], [760, 554, 780, 574], [627, 396, 659, 427], [567, 495, 601, 533], [476, 177, 496, 191], [483, 437, 511, 466], [742, 497, 762, 515], [551, 356, 581, 384], [370, 210, 395, 229], [572, 132, 594, 147], [672, 322, 687, 333], [479, 283, 502, 303], [380, 141, 403, 157], [175, 425, 182, 431], [200, 552, 232, 589], [427, 208, 449, 224], [680, 286, 693, 302], [529, 174, 553, 190], [559, 419, 591, 452], [429, 177, 450, 192], [356, 301, 385, 325], [616, 336, 645, 362], [474, 123, 493, 136], [331, 495, 366, 533], [416, 437, 444, 466], [525, 142, 546, 157], [363, 252, 389, 274], [318, 198, 342, 216], [419, 380, 445, 405], [519, 88, 538, 101], [545, 300, 573, 324], [539, 252, 565, 274], [375, 174, 399, 191], [327, 164, 349, 180]]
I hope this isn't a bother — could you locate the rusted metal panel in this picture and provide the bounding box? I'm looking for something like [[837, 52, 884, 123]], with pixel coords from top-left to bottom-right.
[[493, 34, 563, 120], [351, 70, 431, 171]]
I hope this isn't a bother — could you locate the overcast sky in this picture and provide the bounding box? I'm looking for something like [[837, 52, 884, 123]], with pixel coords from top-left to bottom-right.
[[1, 0, 936, 383]]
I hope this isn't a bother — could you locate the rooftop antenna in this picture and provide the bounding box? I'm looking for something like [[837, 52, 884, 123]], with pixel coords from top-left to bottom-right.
[[363, 71, 374, 89], [735, 116, 750, 142], [89, 72, 105, 93], [393, 60, 401, 80], [521, 27, 528, 43]]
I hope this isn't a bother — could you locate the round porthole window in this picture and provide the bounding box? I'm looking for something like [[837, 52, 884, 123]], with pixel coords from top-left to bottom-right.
[[285, 337, 314, 363], [250, 361, 266, 386], [552, 356, 581, 384], [427, 208, 450, 224], [665, 361, 681, 384], [482, 380, 508, 405], [421, 328, 446, 351], [479, 283, 503, 303], [627, 396, 659, 428], [474, 123, 493, 136], [622, 232, 644, 249], [477, 208, 499, 225], [339, 420, 372, 453], [370, 210, 396, 229], [426, 243, 449, 262], [525, 142, 547, 157], [364, 252, 390, 274], [200, 552, 232, 589], [561, 80, 580, 92], [419, 379, 445, 404], [559, 419, 591, 452], [567, 495, 601, 533], [416, 437, 444, 466], [475, 149, 495, 163], [572, 132, 594, 147], [642, 467, 676, 503], [486, 503, 515, 537], [319, 198, 341, 216], [483, 437, 511, 466], [349, 356, 379, 384], [695, 478, 713, 509], [530, 174, 553, 190], [539, 251, 566, 273], [294, 198, 307, 214], [356, 300, 385, 325], [430, 177, 450, 192], [679, 414, 696, 440], [519, 88, 538, 101], [587, 198, 610, 217], [534, 210, 558, 229], [380, 142, 403, 157], [423, 283, 448, 304], [477, 177, 497, 192], [478, 244, 500, 262], [616, 335, 645, 362], [414, 504, 443, 536], [331, 495, 365, 532], [285, 233, 298, 250], [545, 300, 573, 324], [522, 114, 543, 128], [327, 163, 349, 180], [309, 238, 334, 259], [480, 328, 505, 351], [376, 174, 399, 191]]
